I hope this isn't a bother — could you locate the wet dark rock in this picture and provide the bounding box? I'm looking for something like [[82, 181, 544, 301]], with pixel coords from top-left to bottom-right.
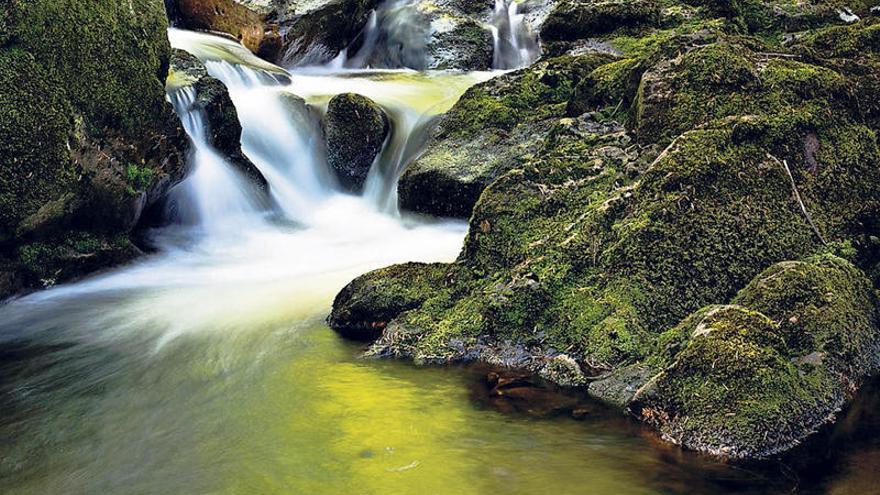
[[169, 50, 269, 191], [428, 18, 495, 70], [328, 262, 448, 341], [278, 0, 382, 66], [587, 364, 654, 408], [324, 93, 390, 192], [475, 368, 583, 417]]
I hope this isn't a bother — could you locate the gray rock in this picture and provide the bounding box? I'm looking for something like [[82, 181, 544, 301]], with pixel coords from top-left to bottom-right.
[[588, 364, 655, 408]]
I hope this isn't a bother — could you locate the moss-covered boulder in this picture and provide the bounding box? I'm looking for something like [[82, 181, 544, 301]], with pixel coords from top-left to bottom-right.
[[398, 53, 616, 217], [541, 0, 661, 42], [635, 255, 880, 458], [328, 262, 450, 340], [0, 0, 189, 297], [323, 93, 390, 192], [168, 49, 268, 190], [332, 13, 880, 458]]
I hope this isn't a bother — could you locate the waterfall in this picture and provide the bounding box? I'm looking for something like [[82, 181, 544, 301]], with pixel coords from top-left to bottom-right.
[[166, 28, 492, 230], [202, 60, 334, 223], [339, 0, 431, 70], [334, 0, 540, 71], [489, 0, 540, 70], [166, 86, 267, 234]]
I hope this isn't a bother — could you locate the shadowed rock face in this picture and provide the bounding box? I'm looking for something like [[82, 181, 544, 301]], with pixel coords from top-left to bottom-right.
[[323, 93, 389, 193], [1, 0, 190, 298], [277, 0, 382, 67]]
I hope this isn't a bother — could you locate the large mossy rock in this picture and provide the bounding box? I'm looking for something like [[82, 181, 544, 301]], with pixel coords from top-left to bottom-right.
[[0, 0, 189, 297], [323, 93, 390, 192], [398, 53, 615, 217], [331, 19, 880, 457], [635, 255, 880, 459], [168, 49, 268, 190]]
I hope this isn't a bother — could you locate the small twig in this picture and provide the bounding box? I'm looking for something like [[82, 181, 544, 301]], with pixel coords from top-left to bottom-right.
[[767, 153, 827, 245]]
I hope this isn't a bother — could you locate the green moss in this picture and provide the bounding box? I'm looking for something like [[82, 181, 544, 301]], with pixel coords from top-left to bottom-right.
[[795, 17, 880, 58], [0, 48, 76, 241], [17, 232, 135, 286], [1, 0, 186, 296], [328, 262, 451, 334], [541, 0, 661, 42], [640, 255, 879, 458], [8, 0, 172, 136], [399, 54, 616, 216], [125, 163, 156, 193], [633, 37, 863, 142], [439, 54, 613, 140]]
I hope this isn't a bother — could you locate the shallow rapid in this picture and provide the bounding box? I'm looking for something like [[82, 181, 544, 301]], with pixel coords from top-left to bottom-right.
[[1, 29, 878, 495]]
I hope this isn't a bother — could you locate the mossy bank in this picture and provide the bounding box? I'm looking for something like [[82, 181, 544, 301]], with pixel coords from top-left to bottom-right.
[[0, 0, 189, 298], [332, 5, 880, 459]]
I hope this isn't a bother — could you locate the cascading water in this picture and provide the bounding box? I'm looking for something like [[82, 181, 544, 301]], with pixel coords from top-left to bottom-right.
[[166, 86, 268, 234], [341, 0, 431, 70], [328, 0, 539, 71], [489, 0, 541, 70], [202, 59, 334, 222]]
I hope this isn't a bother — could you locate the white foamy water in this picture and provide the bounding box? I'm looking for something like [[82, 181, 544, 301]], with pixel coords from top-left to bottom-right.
[[0, 29, 494, 344]]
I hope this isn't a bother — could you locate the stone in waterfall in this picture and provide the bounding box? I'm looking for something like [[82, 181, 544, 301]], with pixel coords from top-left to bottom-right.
[[168, 49, 269, 191], [277, 0, 531, 70], [0, 0, 189, 298], [278, 0, 382, 67], [323, 93, 390, 193]]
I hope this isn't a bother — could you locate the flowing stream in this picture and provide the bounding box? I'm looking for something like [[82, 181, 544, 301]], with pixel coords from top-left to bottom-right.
[[1, 28, 878, 495]]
